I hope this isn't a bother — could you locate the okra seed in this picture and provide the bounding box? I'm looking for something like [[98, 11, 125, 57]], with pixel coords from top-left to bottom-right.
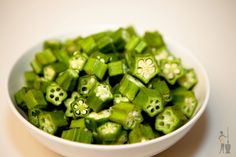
[[76, 110, 80, 114], [78, 100, 83, 104], [146, 59, 153, 65], [168, 73, 174, 79], [164, 64, 171, 69], [174, 69, 180, 74], [73, 105, 78, 109], [172, 63, 177, 68]]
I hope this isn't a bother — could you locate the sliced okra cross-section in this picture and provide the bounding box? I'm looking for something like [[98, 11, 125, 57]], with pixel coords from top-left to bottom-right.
[[43, 62, 67, 81], [39, 110, 68, 135], [132, 54, 159, 84], [85, 109, 110, 131], [177, 68, 198, 89], [151, 46, 172, 64], [109, 102, 143, 130], [129, 124, 155, 144], [83, 57, 108, 80], [148, 78, 172, 103], [23, 89, 48, 109], [159, 58, 184, 85], [68, 52, 88, 71], [87, 83, 113, 112], [97, 122, 122, 142], [56, 69, 79, 91], [119, 74, 144, 101], [172, 87, 198, 118], [71, 97, 90, 118], [61, 128, 93, 144], [28, 108, 43, 127], [133, 87, 164, 117], [64, 92, 81, 118], [46, 83, 67, 106], [77, 75, 97, 97], [155, 106, 187, 134]]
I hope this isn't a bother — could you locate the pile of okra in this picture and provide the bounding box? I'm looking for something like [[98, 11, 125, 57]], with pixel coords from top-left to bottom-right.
[[15, 26, 198, 145]]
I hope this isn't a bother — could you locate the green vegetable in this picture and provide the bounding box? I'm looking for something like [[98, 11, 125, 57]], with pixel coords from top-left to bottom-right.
[[97, 122, 122, 142], [177, 68, 198, 89], [46, 83, 67, 106], [43, 62, 67, 81], [23, 89, 47, 109], [68, 52, 88, 71], [71, 97, 90, 118], [28, 108, 43, 127], [77, 75, 97, 97], [64, 92, 81, 118], [70, 118, 85, 128], [15, 87, 28, 109], [61, 128, 93, 144], [56, 69, 79, 91], [35, 49, 57, 66], [129, 124, 155, 143]]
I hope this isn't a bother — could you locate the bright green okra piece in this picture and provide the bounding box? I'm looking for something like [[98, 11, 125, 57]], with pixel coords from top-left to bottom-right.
[[24, 71, 39, 88], [90, 30, 113, 41], [64, 92, 81, 118], [129, 124, 155, 144], [79, 37, 98, 55], [111, 28, 131, 51], [33, 77, 51, 93], [143, 31, 165, 48], [132, 54, 159, 84], [68, 52, 88, 71], [172, 87, 198, 118], [43, 62, 67, 81], [133, 87, 164, 117], [177, 68, 198, 89], [125, 36, 140, 51], [113, 94, 129, 105], [77, 75, 97, 97], [63, 39, 79, 55], [97, 36, 116, 53], [46, 83, 67, 106], [134, 40, 147, 54], [109, 102, 143, 130], [148, 78, 172, 102], [90, 51, 110, 63], [15, 87, 28, 109], [35, 49, 57, 66], [71, 97, 90, 118], [155, 106, 187, 134], [70, 118, 85, 128], [113, 130, 128, 144], [56, 69, 79, 91], [28, 108, 43, 127], [44, 39, 62, 52], [160, 58, 185, 85], [87, 83, 113, 112], [31, 58, 43, 74], [39, 110, 68, 135], [61, 128, 93, 144], [108, 60, 126, 77], [119, 74, 144, 101], [97, 122, 122, 142], [85, 110, 110, 131], [23, 89, 48, 109], [151, 46, 172, 64], [83, 57, 108, 80]]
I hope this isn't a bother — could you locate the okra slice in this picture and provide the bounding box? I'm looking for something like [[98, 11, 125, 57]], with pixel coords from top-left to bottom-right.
[[77, 75, 97, 97], [35, 49, 57, 66], [24, 71, 39, 88], [134, 40, 147, 54], [129, 124, 155, 144], [83, 57, 108, 80], [108, 60, 126, 77], [97, 36, 115, 53], [68, 52, 88, 71], [64, 92, 81, 118], [109, 102, 143, 129], [39, 110, 68, 134], [125, 36, 140, 51], [90, 51, 110, 63], [97, 122, 122, 142], [132, 54, 159, 84], [15, 87, 28, 109], [80, 37, 98, 55], [43, 62, 67, 81], [31, 58, 43, 74], [85, 110, 110, 131], [33, 77, 51, 93], [160, 58, 184, 85], [46, 83, 67, 106], [63, 39, 79, 55], [70, 118, 85, 128], [28, 108, 43, 127], [91, 30, 113, 41], [133, 87, 164, 117], [44, 39, 62, 52], [148, 78, 172, 102], [87, 83, 113, 112], [56, 69, 79, 91], [143, 31, 165, 48], [152, 46, 172, 64], [113, 94, 129, 105], [23, 89, 47, 109], [126, 26, 138, 37], [53, 48, 70, 64], [61, 128, 93, 144], [177, 68, 198, 89], [71, 97, 90, 118], [172, 88, 198, 118], [155, 106, 187, 134], [113, 130, 128, 144], [119, 74, 144, 101], [111, 28, 130, 51]]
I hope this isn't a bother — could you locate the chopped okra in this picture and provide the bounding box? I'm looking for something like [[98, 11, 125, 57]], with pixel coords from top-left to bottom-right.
[[15, 26, 199, 145]]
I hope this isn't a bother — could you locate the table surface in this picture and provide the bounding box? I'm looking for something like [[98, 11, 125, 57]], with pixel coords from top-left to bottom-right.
[[1, 0, 236, 156]]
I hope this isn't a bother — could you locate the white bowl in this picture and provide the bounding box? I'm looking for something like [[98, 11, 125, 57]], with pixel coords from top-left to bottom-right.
[[7, 27, 210, 157]]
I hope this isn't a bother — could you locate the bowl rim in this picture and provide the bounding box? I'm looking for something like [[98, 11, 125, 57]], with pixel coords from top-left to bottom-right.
[[6, 29, 210, 150]]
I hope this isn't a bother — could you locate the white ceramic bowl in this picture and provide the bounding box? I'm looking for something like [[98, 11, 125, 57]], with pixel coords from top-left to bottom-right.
[[7, 27, 210, 157]]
